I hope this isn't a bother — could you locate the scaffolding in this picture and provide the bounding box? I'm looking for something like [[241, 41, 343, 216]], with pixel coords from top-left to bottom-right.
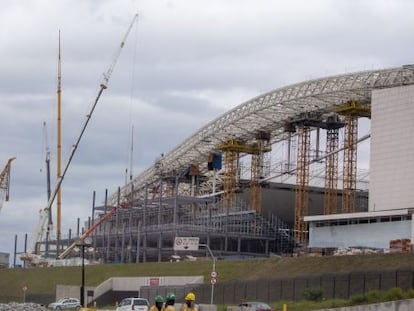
[[288, 112, 324, 246], [324, 115, 344, 214], [218, 139, 270, 212], [250, 132, 271, 213], [84, 192, 295, 263], [294, 126, 311, 245], [250, 151, 262, 212], [221, 146, 238, 211], [336, 101, 370, 213]]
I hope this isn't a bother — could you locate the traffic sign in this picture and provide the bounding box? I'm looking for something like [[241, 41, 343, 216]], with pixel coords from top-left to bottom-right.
[[21, 284, 28, 292], [211, 271, 217, 278], [173, 237, 200, 251], [210, 277, 217, 285]]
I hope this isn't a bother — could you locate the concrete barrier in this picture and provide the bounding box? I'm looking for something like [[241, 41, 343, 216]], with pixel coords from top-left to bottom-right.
[[319, 298, 414, 311], [199, 303, 217, 311]]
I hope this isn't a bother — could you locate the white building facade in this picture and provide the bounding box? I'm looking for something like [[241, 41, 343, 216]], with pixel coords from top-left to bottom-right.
[[369, 84, 414, 212], [307, 84, 414, 249]]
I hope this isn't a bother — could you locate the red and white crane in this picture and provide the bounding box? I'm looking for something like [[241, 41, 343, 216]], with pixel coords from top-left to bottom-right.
[[0, 157, 16, 213]]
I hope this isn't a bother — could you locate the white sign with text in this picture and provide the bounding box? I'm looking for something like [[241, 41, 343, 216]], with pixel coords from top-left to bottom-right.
[[173, 237, 200, 251]]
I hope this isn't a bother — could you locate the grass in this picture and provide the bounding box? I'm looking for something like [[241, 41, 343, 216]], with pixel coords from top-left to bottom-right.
[[272, 299, 349, 311], [1, 253, 414, 306]]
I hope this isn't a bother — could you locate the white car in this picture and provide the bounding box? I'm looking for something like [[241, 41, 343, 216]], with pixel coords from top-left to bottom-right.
[[116, 297, 150, 311], [48, 297, 81, 310]]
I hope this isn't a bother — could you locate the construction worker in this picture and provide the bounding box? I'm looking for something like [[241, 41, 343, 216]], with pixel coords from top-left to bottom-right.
[[164, 292, 176, 311], [181, 292, 197, 311], [150, 295, 165, 311]]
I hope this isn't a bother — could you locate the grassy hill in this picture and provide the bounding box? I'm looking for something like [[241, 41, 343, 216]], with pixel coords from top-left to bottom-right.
[[1, 253, 414, 303]]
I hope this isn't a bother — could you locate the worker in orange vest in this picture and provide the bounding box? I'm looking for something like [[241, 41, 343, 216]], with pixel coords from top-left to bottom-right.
[[181, 292, 197, 311]]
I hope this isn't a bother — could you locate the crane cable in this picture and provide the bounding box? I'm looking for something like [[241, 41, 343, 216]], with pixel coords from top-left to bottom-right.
[[126, 19, 139, 185]]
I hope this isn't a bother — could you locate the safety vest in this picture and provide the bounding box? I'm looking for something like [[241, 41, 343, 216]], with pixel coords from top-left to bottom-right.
[[181, 304, 198, 311], [150, 305, 165, 311]]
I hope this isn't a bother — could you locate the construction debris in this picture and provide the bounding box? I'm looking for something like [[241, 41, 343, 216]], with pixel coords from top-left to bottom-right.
[[0, 302, 48, 311]]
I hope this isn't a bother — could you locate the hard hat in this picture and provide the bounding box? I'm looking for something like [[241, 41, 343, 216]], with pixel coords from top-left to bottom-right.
[[185, 292, 195, 301], [155, 295, 164, 303], [166, 293, 176, 300]]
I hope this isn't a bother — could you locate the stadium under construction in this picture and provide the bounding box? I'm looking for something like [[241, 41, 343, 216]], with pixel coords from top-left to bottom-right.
[[18, 65, 414, 266], [80, 181, 368, 264]]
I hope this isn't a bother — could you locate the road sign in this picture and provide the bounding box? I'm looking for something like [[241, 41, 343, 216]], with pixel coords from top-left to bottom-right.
[[211, 271, 217, 278], [174, 237, 200, 251], [21, 284, 28, 292], [210, 277, 216, 285]]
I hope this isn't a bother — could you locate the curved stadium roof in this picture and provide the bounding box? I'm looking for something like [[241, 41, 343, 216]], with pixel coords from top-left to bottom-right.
[[109, 65, 414, 205]]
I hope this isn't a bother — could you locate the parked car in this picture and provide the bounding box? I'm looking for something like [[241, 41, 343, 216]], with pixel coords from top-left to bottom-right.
[[116, 297, 150, 311], [48, 297, 81, 310], [239, 302, 273, 311]]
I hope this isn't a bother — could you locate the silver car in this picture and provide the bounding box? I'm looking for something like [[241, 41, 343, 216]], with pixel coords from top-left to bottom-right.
[[48, 298, 81, 310]]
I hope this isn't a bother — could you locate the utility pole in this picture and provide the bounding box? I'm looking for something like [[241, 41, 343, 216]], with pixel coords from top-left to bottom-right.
[[200, 243, 216, 305]]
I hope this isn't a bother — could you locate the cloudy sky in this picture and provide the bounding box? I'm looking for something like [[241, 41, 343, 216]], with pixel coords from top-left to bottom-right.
[[0, 0, 413, 265]]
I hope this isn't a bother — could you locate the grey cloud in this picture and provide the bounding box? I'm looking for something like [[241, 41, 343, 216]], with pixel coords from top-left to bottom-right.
[[1, 0, 413, 263]]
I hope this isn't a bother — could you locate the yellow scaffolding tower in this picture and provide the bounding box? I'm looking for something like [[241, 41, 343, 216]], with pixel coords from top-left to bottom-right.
[[250, 133, 271, 212], [324, 127, 339, 214], [324, 115, 344, 214], [336, 101, 370, 213], [219, 140, 241, 210], [218, 138, 270, 211], [250, 149, 262, 212], [294, 127, 310, 245]]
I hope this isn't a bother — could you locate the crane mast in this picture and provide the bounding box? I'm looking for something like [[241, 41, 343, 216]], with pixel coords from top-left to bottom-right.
[[57, 30, 63, 253], [43, 121, 55, 257], [43, 121, 52, 203]]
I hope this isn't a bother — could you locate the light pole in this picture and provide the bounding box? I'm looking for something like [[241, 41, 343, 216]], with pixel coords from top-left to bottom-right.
[[76, 236, 93, 308], [200, 243, 216, 304]]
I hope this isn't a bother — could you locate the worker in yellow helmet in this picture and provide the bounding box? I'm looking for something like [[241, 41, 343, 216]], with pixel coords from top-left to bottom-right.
[[181, 292, 197, 311], [150, 295, 165, 311], [164, 293, 176, 311]]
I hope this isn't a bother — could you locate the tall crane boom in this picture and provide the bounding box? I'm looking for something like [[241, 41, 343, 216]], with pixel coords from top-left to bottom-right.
[[47, 13, 138, 218], [0, 157, 16, 213], [21, 14, 138, 264], [58, 202, 127, 259], [102, 13, 138, 88]]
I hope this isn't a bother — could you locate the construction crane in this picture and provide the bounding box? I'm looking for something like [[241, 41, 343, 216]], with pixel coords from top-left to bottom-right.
[[19, 121, 55, 265], [21, 13, 138, 265], [58, 201, 130, 259], [42, 121, 55, 256], [0, 157, 16, 213]]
